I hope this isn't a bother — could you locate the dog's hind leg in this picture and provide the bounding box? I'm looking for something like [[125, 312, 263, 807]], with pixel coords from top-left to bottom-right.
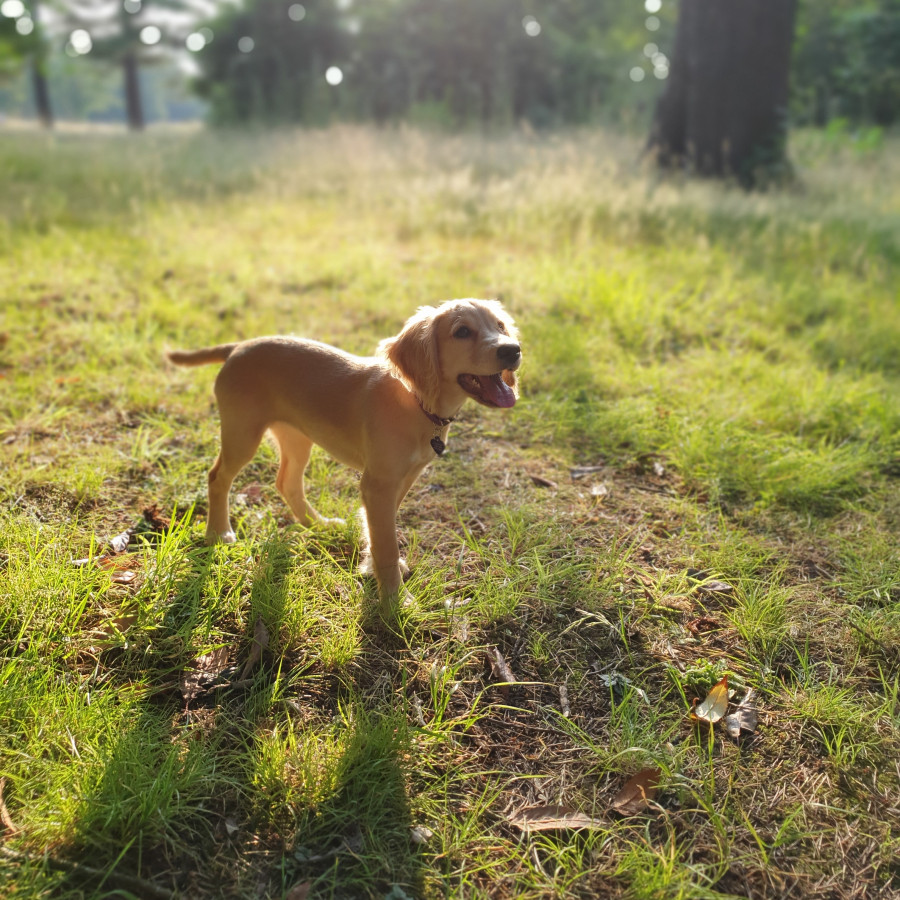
[[272, 424, 345, 527], [206, 415, 265, 544]]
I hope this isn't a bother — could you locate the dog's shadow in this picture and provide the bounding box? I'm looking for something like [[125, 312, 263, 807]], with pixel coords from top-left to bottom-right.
[[62, 524, 425, 898]]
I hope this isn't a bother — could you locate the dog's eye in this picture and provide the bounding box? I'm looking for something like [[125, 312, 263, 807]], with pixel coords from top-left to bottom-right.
[[497, 321, 508, 334], [453, 326, 472, 339]]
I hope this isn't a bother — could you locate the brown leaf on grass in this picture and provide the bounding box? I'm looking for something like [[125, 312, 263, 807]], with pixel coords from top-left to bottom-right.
[[239, 617, 270, 680], [690, 675, 729, 724], [696, 579, 734, 595], [101, 611, 139, 640], [98, 555, 137, 573], [529, 474, 557, 489], [181, 647, 231, 701], [610, 768, 661, 816], [685, 616, 723, 635], [285, 882, 311, 900], [724, 689, 759, 739], [111, 570, 137, 585], [141, 505, 171, 532], [487, 648, 516, 696], [0, 777, 19, 835], [508, 805, 604, 832]]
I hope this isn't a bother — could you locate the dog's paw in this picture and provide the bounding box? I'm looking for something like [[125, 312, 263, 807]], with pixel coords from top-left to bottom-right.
[[358, 552, 374, 576], [205, 529, 236, 546]]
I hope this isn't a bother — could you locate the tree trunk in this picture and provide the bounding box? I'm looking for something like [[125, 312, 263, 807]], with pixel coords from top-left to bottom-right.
[[31, 60, 53, 129], [29, 0, 52, 128], [647, 0, 797, 186], [123, 51, 145, 131]]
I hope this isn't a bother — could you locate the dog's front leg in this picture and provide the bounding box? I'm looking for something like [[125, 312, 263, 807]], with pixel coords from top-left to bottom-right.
[[359, 473, 405, 615]]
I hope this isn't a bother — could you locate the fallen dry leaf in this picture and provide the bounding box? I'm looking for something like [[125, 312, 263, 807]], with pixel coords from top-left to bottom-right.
[[685, 616, 723, 635], [410, 824, 433, 844], [108, 529, 133, 554], [0, 776, 19, 834], [111, 570, 137, 585], [101, 611, 139, 640], [181, 647, 231, 701], [691, 675, 730, 724], [570, 465, 605, 480], [141, 505, 171, 532], [508, 804, 604, 832], [696, 579, 734, 595], [724, 689, 759, 739], [285, 882, 311, 900], [610, 768, 661, 816], [529, 474, 557, 489], [239, 617, 270, 680], [487, 648, 516, 696], [590, 483, 609, 501]]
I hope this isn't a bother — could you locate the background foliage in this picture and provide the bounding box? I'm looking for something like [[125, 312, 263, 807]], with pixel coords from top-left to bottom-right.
[[3, 0, 896, 130]]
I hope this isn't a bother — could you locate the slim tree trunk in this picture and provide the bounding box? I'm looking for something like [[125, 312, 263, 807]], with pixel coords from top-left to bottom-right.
[[647, 0, 797, 186], [31, 59, 53, 129], [123, 51, 145, 131], [29, 0, 52, 128]]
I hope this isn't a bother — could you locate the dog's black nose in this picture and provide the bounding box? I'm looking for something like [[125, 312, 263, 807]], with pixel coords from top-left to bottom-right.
[[497, 343, 521, 366]]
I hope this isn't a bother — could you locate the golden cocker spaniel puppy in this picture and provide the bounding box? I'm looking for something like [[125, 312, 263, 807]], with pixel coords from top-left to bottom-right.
[[169, 298, 522, 614]]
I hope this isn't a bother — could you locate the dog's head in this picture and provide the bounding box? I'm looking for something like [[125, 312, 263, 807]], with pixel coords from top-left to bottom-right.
[[379, 298, 522, 413]]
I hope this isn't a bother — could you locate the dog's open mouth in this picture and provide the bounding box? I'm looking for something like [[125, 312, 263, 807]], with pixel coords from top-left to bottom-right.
[[457, 372, 516, 408]]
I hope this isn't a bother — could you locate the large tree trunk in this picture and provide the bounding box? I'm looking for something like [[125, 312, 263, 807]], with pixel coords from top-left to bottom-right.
[[647, 0, 797, 186], [123, 51, 145, 131]]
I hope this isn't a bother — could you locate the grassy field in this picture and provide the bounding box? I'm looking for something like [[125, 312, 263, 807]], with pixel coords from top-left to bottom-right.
[[1, 124, 898, 900]]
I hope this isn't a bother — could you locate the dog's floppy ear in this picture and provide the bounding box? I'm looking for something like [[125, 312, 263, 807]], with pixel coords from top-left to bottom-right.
[[378, 306, 442, 411]]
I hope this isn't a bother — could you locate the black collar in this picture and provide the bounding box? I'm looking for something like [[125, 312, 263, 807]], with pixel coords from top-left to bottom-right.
[[417, 401, 455, 428]]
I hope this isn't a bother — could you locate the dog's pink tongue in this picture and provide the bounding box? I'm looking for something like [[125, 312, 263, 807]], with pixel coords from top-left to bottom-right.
[[485, 373, 516, 408]]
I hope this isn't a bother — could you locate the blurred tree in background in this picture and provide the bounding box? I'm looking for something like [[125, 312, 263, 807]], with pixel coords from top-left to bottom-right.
[[647, 0, 797, 186], [59, 0, 208, 129], [792, 0, 900, 126], [192, 0, 634, 128], [0, 0, 898, 132]]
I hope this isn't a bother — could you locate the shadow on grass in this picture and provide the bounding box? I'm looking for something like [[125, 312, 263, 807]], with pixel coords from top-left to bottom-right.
[[57, 530, 422, 899]]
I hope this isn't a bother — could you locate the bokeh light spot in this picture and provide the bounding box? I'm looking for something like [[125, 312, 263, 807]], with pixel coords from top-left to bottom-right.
[[288, 4, 306, 21], [522, 15, 541, 37], [645, 0, 662, 13], [629, 67, 646, 83], [69, 29, 92, 54], [645, 15, 660, 32], [325, 66, 343, 86], [238, 36, 254, 53], [140, 25, 161, 45], [0, 0, 25, 18]]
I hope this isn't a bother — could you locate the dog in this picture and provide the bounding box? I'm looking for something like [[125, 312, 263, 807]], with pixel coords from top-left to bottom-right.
[[168, 298, 522, 614]]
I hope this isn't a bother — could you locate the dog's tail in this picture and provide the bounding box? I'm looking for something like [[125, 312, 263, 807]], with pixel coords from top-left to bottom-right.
[[167, 344, 238, 367]]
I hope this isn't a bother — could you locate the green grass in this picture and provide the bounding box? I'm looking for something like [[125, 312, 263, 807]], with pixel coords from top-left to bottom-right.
[[1, 124, 899, 899]]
